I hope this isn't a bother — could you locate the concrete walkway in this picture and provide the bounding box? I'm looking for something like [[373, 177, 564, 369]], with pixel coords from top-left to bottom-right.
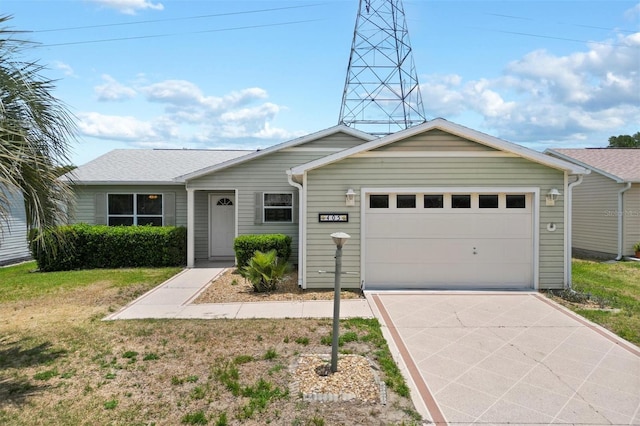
[[105, 266, 373, 320]]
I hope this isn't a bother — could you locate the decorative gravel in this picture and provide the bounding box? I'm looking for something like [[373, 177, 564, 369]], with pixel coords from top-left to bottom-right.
[[290, 354, 385, 404]]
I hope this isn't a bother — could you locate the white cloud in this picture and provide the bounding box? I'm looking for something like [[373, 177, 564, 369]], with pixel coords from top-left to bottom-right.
[[52, 61, 76, 77], [421, 31, 640, 147], [95, 75, 137, 102], [624, 3, 640, 21], [89, 0, 163, 15], [142, 80, 203, 105], [77, 112, 160, 141], [80, 80, 300, 146]]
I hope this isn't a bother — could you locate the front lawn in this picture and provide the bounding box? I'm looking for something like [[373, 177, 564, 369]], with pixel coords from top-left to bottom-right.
[[0, 263, 420, 425], [549, 259, 640, 346], [0, 261, 182, 303]]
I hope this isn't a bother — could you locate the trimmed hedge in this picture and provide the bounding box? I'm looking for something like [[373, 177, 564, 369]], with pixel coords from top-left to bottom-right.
[[29, 224, 186, 271], [233, 234, 292, 268]]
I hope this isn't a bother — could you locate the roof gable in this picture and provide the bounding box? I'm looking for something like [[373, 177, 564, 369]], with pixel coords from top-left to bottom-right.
[[546, 148, 640, 183], [176, 125, 375, 182], [290, 118, 589, 177], [371, 128, 499, 152]]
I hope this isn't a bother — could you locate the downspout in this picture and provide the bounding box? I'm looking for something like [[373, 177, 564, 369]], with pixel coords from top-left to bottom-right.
[[615, 182, 632, 260], [566, 174, 583, 289], [287, 171, 304, 288]]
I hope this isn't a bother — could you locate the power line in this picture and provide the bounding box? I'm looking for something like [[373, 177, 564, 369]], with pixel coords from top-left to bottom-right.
[[33, 3, 324, 33], [40, 19, 323, 47], [486, 12, 637, 34], [469, 27, 638, 48]]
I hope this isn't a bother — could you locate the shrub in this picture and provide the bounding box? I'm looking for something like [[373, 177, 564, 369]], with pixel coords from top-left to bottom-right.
[[239, 249, 290, 292], [233, 234, 292, 268], [29, 224, 186, 271]]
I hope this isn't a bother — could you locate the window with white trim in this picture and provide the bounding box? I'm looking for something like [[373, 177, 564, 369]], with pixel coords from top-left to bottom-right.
[[108, 193, 163, 226], [263, 193, 293, 222]]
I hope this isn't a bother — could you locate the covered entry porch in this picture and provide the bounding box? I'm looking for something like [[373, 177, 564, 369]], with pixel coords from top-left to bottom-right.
[[186, 188, 237, 267]]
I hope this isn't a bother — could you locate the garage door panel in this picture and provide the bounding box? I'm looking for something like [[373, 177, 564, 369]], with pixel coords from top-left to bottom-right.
[[364, 192, 534, 289], [465, 215, 530, 237], [367, 214, 481, 238], [366, 238, 476, 263], [475, 262, 533, 284], [475, 239, 532, 262], [365, 261, 480, 286]]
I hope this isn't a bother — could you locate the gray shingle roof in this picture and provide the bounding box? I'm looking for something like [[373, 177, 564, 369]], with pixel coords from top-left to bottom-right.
[[62, 149, 253, 184], [548, 148, 640, 182]]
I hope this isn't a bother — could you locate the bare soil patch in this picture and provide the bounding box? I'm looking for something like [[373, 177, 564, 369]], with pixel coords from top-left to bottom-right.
[[194, 268, 362, 303]]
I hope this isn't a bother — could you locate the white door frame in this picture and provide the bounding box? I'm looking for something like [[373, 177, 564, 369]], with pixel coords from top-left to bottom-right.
[[360, 186, 540, 290], [208, 191, 238, 259]]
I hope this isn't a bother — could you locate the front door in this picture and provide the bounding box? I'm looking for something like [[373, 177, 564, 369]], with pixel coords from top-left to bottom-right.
[[209, 194, 235, 259]]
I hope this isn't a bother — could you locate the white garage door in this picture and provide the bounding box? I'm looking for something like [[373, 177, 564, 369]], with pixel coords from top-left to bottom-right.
[[365, 192, 533, 289]]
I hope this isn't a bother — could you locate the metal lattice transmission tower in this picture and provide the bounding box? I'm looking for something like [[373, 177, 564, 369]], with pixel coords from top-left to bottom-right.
[[339, 0, 426, 136]]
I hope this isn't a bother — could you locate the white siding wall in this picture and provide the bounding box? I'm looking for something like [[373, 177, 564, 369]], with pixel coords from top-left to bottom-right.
[[305, 156, 566, 290], [571, 173, 620, 256], [623, 184, 640, 255], [0, 188, 31, 265]]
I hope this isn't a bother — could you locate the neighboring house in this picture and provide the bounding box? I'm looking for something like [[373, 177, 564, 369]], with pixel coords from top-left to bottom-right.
[[63, 118, 588, 290], [546, 148, 640, 259], [0, 186, 31, 266]]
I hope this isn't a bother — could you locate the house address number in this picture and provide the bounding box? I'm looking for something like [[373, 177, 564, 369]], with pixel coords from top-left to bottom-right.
[[319, 213, 348, 223]]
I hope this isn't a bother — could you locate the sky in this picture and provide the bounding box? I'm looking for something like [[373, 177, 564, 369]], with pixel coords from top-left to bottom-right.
[[4, 0, 640, 166]]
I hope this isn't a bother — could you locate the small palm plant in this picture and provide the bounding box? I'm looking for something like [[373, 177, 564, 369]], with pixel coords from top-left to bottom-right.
[[240, 249, 290, 292]]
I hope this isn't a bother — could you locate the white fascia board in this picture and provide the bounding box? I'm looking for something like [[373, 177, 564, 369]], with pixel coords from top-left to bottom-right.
[[290, 118, 590, 177], [545, 149, 625, 183], [70, 181, 184, 186], [175, 125, 375, 183]]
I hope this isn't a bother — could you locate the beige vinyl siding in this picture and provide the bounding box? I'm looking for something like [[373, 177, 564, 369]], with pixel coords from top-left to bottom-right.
[[372, 129, 499, 152], [189, 151, 341, 265], [0, 187, 31, 265], [571, 172, 620, 256], [297, 132, 371, 150], [623, 184, 640, 255], [305, 156, 566, 290], [70, 185, 187, 226]]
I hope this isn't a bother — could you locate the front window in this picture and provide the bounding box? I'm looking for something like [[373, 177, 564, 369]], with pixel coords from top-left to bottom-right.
[[264, 193, 293, 222], [108, 193, 163, 226]]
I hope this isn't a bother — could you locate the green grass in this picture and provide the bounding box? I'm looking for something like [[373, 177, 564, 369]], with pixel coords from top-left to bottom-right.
[[0, 262, 420, 424], [0, 261, 181, 303], [339, 318, 411, 398], [567, 259, 640, 345]]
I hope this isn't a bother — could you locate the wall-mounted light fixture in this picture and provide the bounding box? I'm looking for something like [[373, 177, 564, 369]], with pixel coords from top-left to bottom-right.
[[345, 188, 356, 206], [546, 188, 561, 206]]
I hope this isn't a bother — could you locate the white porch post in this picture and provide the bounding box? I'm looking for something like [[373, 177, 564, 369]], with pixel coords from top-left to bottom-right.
[[187, 188, 195, 268]]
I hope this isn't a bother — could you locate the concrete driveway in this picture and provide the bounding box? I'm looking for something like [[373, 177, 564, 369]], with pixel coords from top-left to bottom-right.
[[368, 292, 640, 426]]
